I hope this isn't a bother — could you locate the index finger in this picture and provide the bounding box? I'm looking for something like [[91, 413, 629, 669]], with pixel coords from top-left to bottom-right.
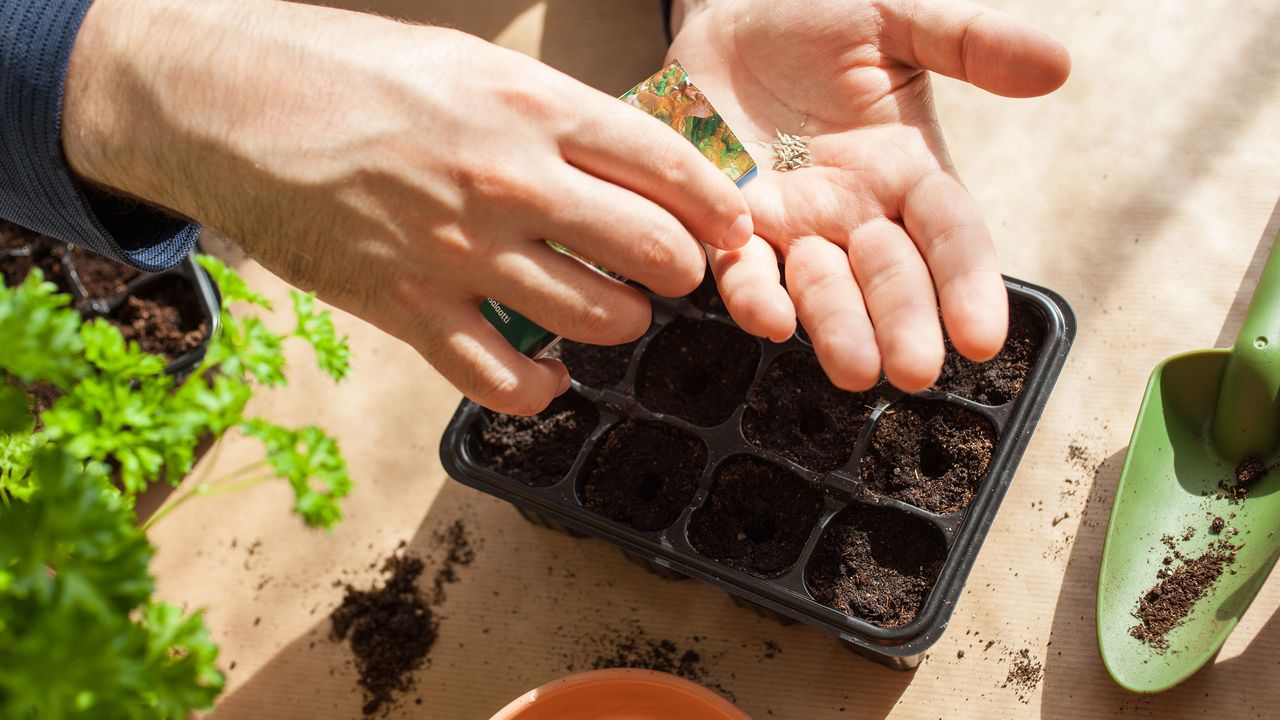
[[558, 87, 753, 252], [878, 0, 1071, 98]]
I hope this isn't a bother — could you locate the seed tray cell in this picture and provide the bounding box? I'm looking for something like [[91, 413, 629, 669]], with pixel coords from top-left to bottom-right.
[[442, 277, 1074, 669]]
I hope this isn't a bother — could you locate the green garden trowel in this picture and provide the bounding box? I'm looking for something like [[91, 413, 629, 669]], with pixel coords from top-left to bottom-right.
[[1098, 232, 1280, 693]]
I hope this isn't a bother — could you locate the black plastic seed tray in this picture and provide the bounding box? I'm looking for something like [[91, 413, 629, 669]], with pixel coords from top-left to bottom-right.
[[440, 277, 1074, 669], [0, 226, 220, 379]]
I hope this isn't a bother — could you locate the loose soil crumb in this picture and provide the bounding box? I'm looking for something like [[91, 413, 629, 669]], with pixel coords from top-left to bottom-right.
[[935, 302, 1045, 405], [806, 505, 947, 627], [0, 233, 73, 295], [689, 456, 824, 578], [1129, 541, 1238, 651], [566, 625, 733, 700], [581, 419, 706, 531], [742, 351, 874, 471], [331, 554, 437, 717], [1209, 517, 1225, 535], [545, 338, 638, 389], [1002, 648, 1043, 703], [109, 275, 208, 359], [763, 640, 782, 659], [330, 522, 477, 716], [636, 318, 760, 426], [472, 392, 598, 486], [860, 398, 996, 515]]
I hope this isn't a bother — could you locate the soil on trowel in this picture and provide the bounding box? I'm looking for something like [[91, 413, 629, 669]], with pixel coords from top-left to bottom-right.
[[546, 338, 639, 389], [472, 392, 599, 486], [688, 456, 823, 578], [860, 398, 996, 514], [1130, 540, 1238, 651], [742, 351, 875, 472], [109, 275, 207, 359], [806, 505, 947, 627], [581, 419, 706, 531], [934, 302, 1045, 405], [636, 318, 760, 427]]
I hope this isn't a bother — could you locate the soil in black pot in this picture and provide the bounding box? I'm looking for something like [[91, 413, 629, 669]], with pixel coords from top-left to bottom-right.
[[860, 398, 996, 515], [0, 219, 30, 254], [471, 392, 598, 487], [806, 505, 947, 627], [581, 419, 706, 531], [109, 275, 208, 360], [546, 338, 639, 389], [71, 245, 143, 299], [0, 234, 72, 295], [687, 269, 725, 314], [636, 318, 760, 426], [742, 351, 875, 472], [935, 302, 1045, 405], [688, 456, 824, 577]]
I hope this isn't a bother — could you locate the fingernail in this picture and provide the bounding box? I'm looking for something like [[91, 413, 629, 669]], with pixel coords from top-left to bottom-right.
[[720, 214, 753, 250], [556, 373, 572, 396]]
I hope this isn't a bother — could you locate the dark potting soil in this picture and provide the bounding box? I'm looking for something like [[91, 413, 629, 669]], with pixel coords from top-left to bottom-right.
[[70, 245, 143, 299], [806, 505, 946, 627], [1217, 457, 1275, 503], [331, 554, 437, 717], [0, 234, 73, 295], [471, 392, 598, 487], [546, 338, 638, 389], [1129, 541, 1238, 651], [636, 318, 760, 426], [742, 351, 874, 472], [1002, 648, 1044, 704], [581, 419, 706, 531], [109, 275, 208, 359], [330, 522, 476, 717], [687, 270, 726, 314], [688, 456, 824, 578], [860, 398, 996, 515], [935, 302, 1045, 405], [568, 625, 732, 699], [0, 219, 31, 254]]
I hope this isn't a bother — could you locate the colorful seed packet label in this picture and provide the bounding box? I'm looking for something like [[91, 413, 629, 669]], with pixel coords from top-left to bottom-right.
[[481, 60, 756, 359]]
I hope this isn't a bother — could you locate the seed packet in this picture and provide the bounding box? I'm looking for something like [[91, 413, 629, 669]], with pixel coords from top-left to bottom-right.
[[482, 60, 757, 358]]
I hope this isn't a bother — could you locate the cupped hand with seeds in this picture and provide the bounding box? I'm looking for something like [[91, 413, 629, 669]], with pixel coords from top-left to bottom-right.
[[668, 0, 1070, 391]]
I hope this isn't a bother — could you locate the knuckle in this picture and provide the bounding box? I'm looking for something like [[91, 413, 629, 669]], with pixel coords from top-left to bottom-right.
[[456, 162, 539, 208], [467, 364, 534, 415]]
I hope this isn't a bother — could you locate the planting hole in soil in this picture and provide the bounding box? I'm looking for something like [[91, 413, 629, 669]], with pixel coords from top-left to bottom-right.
[[742, 351, 875, 471], [860, 398, 996, 515], [546, 338, 639, 389], [70, 245, 143, 299], [581, 419, 707, 531], [109, 274, 209, 360], [689, 456, 824, 578], [935, 301, 1046, 405], [471, 392, 598, 487], [636, 318, 760, 426], [806, 504, 946, 628]]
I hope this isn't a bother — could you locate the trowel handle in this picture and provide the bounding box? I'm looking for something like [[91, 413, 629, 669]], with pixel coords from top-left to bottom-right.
[[1213, 232, 1280, 461]]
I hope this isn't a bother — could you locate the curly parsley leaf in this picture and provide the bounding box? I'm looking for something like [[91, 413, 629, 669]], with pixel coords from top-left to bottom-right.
[[291, 291, 351, 381], [0, 449, 223, 718], [242, 418, 352, 529], [193, 254, 270, 309], [0, 271, 86, 388]]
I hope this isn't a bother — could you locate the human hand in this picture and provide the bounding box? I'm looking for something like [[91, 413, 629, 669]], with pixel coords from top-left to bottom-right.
[[669, 0, 1069, 391], [62, 0, 754, 414]]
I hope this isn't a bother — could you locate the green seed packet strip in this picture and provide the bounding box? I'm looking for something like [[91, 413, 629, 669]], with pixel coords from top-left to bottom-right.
[[482, 60, 757, 358]]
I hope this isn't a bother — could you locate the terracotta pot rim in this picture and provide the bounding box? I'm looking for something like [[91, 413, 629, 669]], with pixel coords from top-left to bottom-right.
[[489, 668, 750, 720]]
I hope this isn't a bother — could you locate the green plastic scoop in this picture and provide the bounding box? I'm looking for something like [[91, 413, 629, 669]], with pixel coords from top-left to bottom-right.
[[1098, 232, 1280, 693]]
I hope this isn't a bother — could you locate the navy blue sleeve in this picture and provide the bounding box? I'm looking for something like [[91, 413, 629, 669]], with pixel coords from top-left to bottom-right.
[[0, 0, 199, 271]]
